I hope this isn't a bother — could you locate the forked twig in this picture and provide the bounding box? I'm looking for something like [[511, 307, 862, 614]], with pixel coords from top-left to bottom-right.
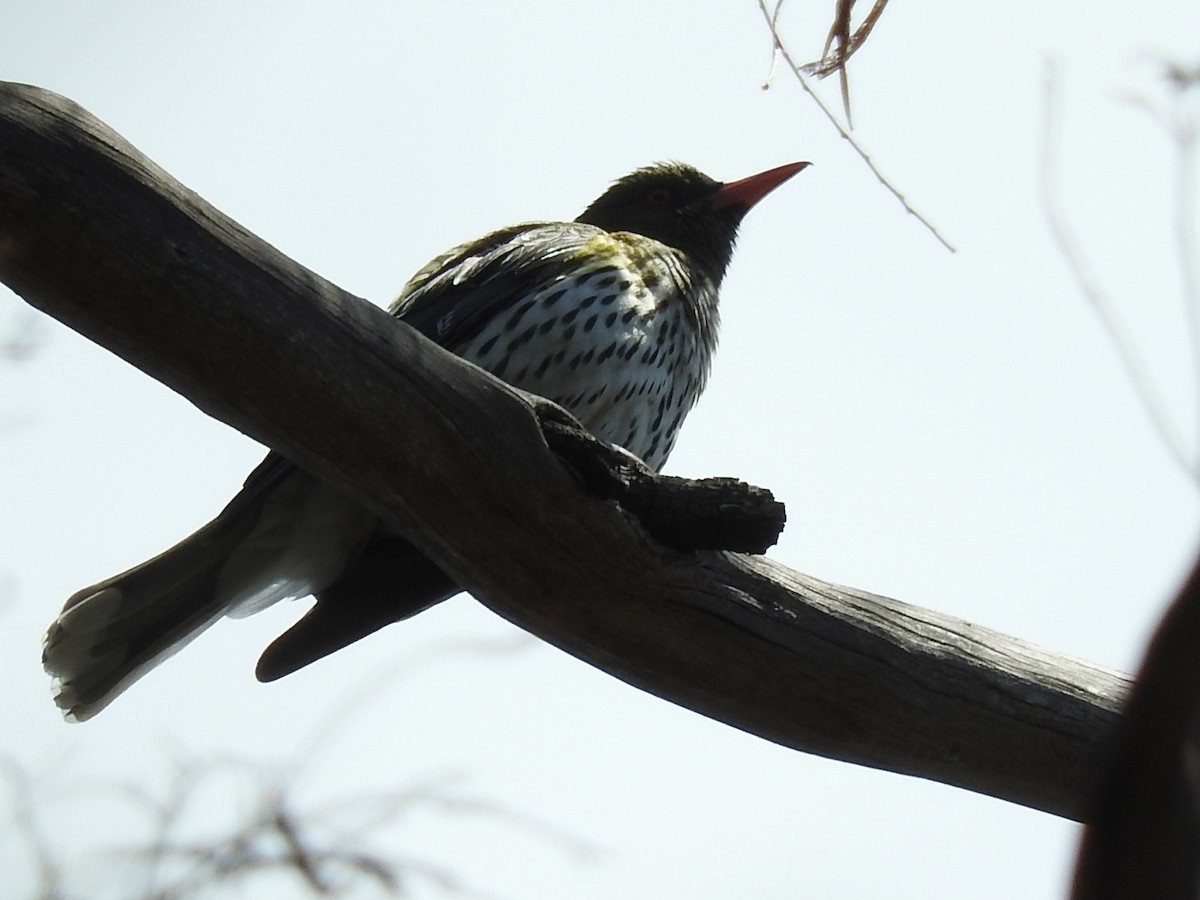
[[756, 0, 956, 253], [808, 0, 890, 79], [802, 0, 890, 126]]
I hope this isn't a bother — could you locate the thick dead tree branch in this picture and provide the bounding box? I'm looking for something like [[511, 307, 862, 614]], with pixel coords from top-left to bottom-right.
[[0, 82, 1129, 821]]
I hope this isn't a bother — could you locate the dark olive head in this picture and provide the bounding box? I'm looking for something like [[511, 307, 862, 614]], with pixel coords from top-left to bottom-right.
[[576, 161, 809, 281]]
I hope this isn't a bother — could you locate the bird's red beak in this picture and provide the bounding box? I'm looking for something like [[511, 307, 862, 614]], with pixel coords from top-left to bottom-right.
[[712, 161, 811, 211]]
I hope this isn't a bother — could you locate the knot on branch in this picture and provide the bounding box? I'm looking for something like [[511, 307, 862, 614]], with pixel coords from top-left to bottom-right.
[[532, 399, 787, 554]]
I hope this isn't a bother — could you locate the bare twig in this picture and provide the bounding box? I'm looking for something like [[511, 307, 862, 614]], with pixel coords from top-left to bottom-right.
[[1041, 62, 1199, 483], [1, 739, 585, 899], [760, 0, 784, 89], [1166, 70, 1200, 459], [116, 760, 578, 899], [3, 643, 588, 899], [755, 0, 956, 252], [1122, 63, 1200, 466], [804, 0, 892, 126], [807, 0, 890, 80], [822, 0, 854, 125]]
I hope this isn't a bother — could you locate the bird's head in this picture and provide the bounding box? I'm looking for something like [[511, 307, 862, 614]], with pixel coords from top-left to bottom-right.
[[576, 160, 809, 281]]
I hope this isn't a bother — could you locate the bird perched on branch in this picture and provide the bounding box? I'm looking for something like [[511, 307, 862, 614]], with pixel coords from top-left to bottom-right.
[[43, 160, 809, 721]]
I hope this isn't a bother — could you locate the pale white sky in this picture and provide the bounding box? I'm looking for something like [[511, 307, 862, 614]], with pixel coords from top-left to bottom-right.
[[2, 2, 1199, 897]]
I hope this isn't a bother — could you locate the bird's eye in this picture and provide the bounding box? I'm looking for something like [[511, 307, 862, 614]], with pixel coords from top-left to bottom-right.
[[647, 187, 672, 206]]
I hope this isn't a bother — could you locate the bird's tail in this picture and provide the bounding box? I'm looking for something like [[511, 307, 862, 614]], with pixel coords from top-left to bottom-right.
[[45, 455, 390, 721], [43, 506, 266, 722]]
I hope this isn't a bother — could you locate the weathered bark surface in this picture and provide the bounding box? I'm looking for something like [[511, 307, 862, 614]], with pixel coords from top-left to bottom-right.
[[535, 406, 786, 553], [0, 81, 1130, 821]]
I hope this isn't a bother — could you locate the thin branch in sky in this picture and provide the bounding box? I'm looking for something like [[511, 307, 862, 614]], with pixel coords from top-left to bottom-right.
[[755, 0, 956, 253], [1165, 68, 1200, 460], [811, 0, 890, 77], [1118, 64, 1200, 462], [1040, 61, 1199, 483], [802, 0, 891, 128], [107, 758, 520, 898], [2, 641, 586, 899], [820, 0, 854, 126], [760, 0, 784, 89]]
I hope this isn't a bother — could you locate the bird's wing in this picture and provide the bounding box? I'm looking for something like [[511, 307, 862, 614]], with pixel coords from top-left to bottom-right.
[[237, 223, 608, 501], [242, 222, 609, 680], [389, 220, 604, 350], [230, 223, 608, 607], [254, 531, 459, 682]]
